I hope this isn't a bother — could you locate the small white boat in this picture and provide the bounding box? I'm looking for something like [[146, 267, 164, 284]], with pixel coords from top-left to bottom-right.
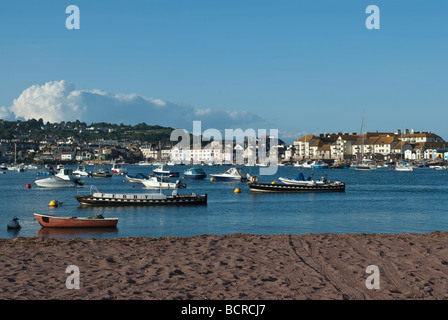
[[142, 176, 186, 189], [73, 164, 89, 177], [394, 163, 414, 172], [310, 160, 329, 169], [111, 163, 128, 175], [35, 169, 83, 188], [210, 167, 250, 182], [354, 159, 377, 171]]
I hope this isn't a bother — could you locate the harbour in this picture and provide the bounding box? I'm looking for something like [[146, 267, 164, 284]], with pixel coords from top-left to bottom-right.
[[2, 163, 448, 239]]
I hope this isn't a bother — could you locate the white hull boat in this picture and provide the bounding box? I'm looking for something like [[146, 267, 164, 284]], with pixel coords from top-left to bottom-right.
[[210, 167, 250, 182], [142, 177, 186, 189], [35, 169, 82, 188]]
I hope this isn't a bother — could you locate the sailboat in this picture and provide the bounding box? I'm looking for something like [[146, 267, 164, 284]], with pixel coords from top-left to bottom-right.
[[394, 134, 413, 172], [354, 112, 376, 171]]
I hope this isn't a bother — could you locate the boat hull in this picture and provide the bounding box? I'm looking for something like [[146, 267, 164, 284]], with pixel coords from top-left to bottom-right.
[[34, 213, 118, 228], [75, 193, 207, 206], [248, 182, 345, 193], [211, 175, 243, 182], [184, 174, 206, 180], [35, 178, 76, 188]]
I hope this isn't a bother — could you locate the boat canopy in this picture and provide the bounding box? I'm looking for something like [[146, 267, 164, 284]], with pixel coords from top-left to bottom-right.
[[295, 173, 305, 181]]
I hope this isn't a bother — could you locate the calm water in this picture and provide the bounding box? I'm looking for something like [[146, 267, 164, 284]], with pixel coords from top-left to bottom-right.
[[1, 165, 448, 239]]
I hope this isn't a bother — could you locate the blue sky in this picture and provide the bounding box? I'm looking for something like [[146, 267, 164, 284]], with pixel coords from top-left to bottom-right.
[[0, 0, 446, 142]]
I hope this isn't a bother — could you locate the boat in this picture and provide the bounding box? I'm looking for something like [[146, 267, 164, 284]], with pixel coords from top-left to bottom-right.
[[310, 160, 329, 169], [0, 163, 7, 170], [75, 187, 207, 206], [394, 163, 414, 172], [248, 176, 345, 193], [111, 163, 128, 175], [142, 176, 186, 189], [125, 173, 150, 183], [73, 164, 89, 177], [34, 213, 118, 228], [153, 165, 180, 177], [354, 159, 377, 171], [183, 167, 206, 179], [138, 160, 152, 166], [35, 168, 83, 188], [210, 167, 250, 182], [89, 168, 113, 178]]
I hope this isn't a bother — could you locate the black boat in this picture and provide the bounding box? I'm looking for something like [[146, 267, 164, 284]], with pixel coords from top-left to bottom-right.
[[75, 187, 207, 206]]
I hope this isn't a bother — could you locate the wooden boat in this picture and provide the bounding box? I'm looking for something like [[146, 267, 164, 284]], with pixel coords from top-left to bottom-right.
[[248, 176, 345, 193], [34, 213, 118, 228], [75, 187, 207, 206]]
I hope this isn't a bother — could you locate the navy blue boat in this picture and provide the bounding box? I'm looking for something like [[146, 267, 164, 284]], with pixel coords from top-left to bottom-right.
[[183, 167, 206, 179]]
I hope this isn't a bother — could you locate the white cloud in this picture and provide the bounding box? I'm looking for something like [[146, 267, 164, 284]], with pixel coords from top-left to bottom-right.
[[5, 80, 263, 131]]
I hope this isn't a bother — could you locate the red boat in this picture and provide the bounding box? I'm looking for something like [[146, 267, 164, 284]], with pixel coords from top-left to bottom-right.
[[34, 213, 118, 228]]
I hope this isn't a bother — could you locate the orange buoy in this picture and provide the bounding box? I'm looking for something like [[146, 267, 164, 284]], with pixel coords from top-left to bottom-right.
[[26, 184, 31, 189]]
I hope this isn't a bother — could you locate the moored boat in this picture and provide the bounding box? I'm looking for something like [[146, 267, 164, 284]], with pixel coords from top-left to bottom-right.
[[153, 165, 180, 177], [34, 213, 118, 228], [248, 176, 345, 193], [183, 167, 206, 179], [210, 167, 250, 182], [111, 163, 128, 175], [75, 187, 207, 206], [35, 169, 83, 188], [126, 173, 150, 183], [142, 176, 186, 189], [310, 160, 329, 169]]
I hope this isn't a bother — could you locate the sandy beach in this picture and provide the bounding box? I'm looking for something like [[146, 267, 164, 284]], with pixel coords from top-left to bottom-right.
[[1, 232, 448, 300]]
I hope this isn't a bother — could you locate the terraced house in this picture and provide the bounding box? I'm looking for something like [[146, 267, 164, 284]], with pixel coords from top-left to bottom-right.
[[292, 130, 447, 161]]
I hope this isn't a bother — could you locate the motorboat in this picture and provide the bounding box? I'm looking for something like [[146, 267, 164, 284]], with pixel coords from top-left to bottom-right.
[[153, 165, 179, 177], [142, 176, 186, 189], [111, 163, 128, 175], [310, 160, 329, 169], [89, 168, 112, 178], [353, 159, 377, 171], [210, 167, 250, 182], [138, 161, 152, 166], [394, 163, 414, 172], [73, 164, 89, 177], [183, 167, 206, 179], [34, 213, 118, 228], [35, 169, 83, 188], [126, 173, 150, 183]]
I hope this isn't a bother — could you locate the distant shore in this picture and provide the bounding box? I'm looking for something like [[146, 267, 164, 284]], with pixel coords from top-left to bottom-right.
[[1, 232, 448, 300]]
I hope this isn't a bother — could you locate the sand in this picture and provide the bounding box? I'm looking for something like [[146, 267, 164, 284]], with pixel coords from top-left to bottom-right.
[[1, 232, 448, 300]]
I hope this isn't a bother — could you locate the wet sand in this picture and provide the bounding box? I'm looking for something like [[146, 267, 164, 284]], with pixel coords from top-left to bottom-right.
[[1, 232, 448, 300]]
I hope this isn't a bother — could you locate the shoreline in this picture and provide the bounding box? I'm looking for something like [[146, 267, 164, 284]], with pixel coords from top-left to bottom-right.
[[1, 231, 448, 300]]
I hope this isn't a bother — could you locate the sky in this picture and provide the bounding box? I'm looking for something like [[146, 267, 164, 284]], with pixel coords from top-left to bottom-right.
[[0, 0, 446, 143]]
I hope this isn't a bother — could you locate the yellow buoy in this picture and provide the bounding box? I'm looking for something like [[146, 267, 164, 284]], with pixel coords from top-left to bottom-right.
[[210, 177, 214, 182], [49, 200, 59, 207], [234, 188, 241, 193], [271, 181, 276, 184]]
